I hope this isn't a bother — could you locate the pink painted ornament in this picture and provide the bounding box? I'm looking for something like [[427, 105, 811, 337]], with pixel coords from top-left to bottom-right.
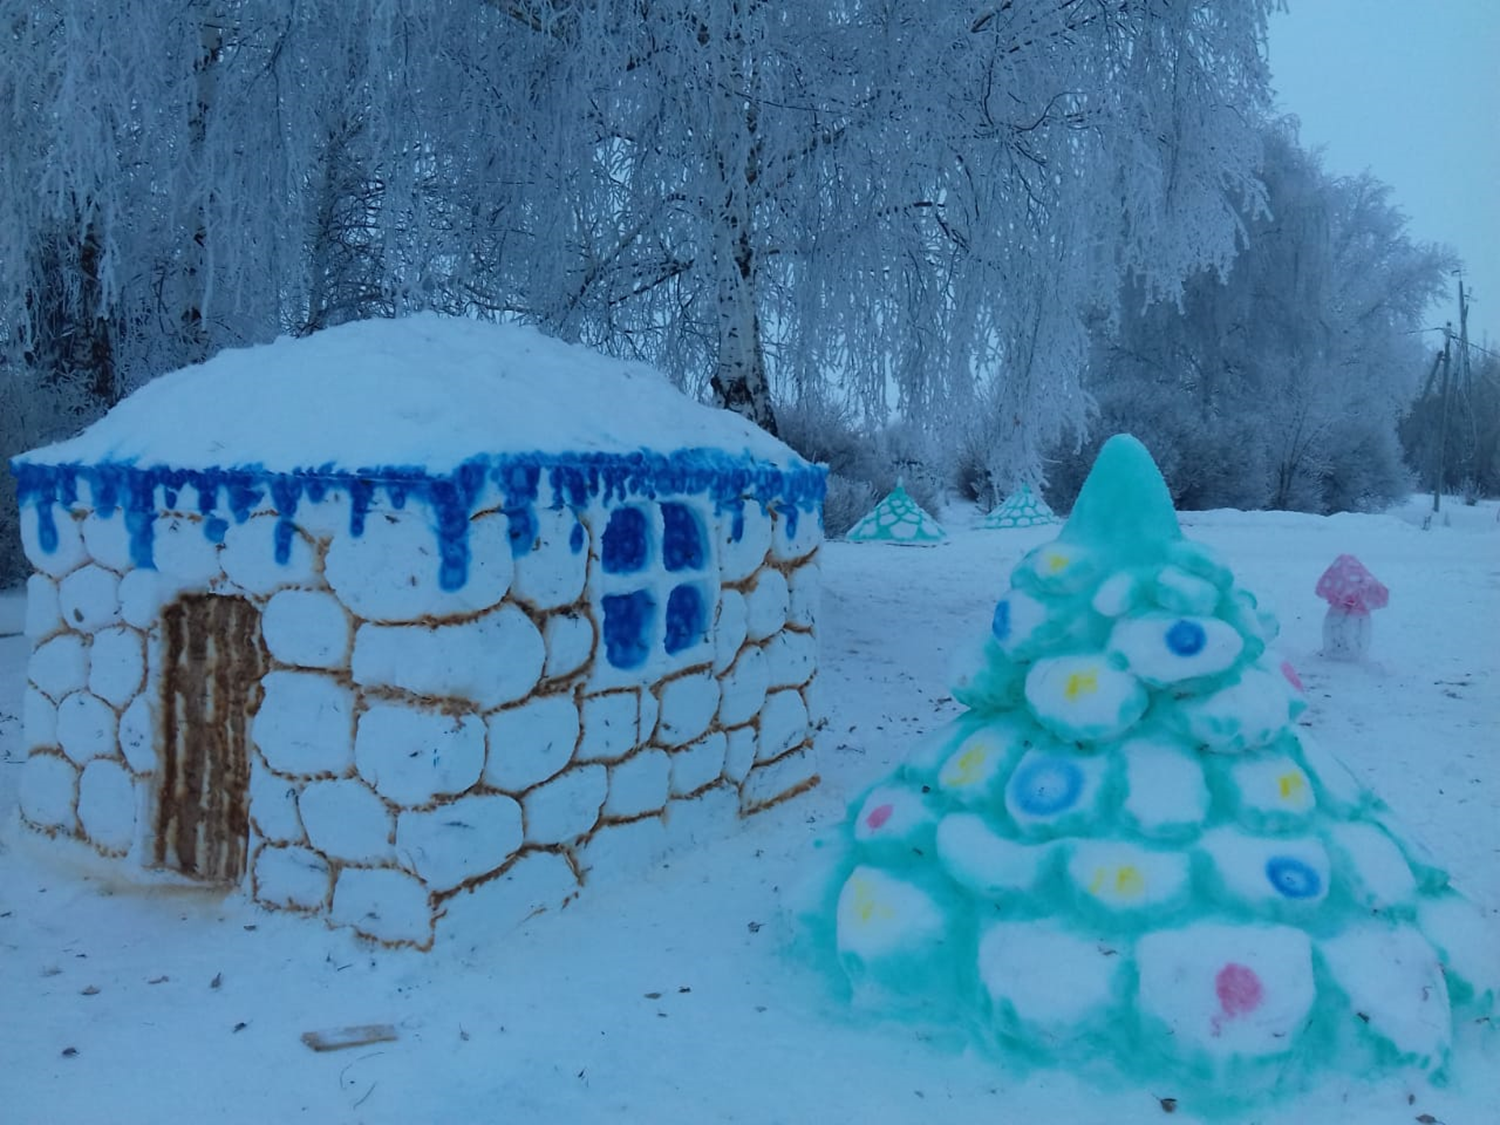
[[1280, 660, 1304, 693], [1215, 962, 1265, 1018], [866, 803, 894, 831]]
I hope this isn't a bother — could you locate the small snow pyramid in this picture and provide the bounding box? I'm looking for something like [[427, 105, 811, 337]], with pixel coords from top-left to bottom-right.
[[809, 435, 1496, 1103], [844, 481, 946, 545], [979, 483, 1058, 529]]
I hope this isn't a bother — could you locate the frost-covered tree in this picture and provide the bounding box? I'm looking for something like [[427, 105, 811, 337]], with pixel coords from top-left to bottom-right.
[[1069, 126, 1455, 514], [2, 0, 1278, 584], [1402, 346, 1500, 500], [482, 1, 1275, 465]]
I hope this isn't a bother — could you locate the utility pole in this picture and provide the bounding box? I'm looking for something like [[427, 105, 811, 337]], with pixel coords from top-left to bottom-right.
[[1457, 278, 1475, 480], [1432, 325, 1452, 513]]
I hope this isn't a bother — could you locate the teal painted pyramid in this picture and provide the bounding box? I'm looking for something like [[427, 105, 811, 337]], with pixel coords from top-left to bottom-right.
[[979, 483, 1058, 528], [844, 481, 946, 545], [807, 435, 1497, 1105]]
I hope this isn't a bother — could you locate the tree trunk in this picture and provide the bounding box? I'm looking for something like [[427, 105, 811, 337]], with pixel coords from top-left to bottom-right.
[[710, 215, 778, 436], [24, 220, 118, 411], [177, 14, 223, 365], [706, 2, 778, 437]]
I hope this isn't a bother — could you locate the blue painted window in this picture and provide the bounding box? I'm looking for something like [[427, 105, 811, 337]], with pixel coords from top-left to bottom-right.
[[661, 503, 705, 572], [602, 506, 650, 574], [602, 590, 656, 669], [664, 584, 708, 655]]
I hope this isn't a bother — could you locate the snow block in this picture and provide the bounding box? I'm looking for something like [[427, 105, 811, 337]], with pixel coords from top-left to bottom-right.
[[56, 691, 118, 764], [740, 747, 816, 812], [58, 564, 121, 633], [979, 922, 1122, 1038], [261, 589, 350, 669], [299, 779, 394, 865], [522, 764, 607, 845], [576, 690, 640, 764], [80, 509, 136, 572], [355, 702, 486, 807], [764, 628, 816, 689], [25, 573, 63, 639], [324, 508, 513, 623], [352, 604, 545, 711], [1120, 739, 1210, 839], [436, 851, 580, 945], [576, 816, 669, 883], [656, 669, 719, 747], [1136, 923, 1316, 1062], [119, 569, 167, 629], [331, 866, 434, 947], [117, 696, 155, 773], [1108, 613, 1243, 687], [661, 783, 740, 850], [254, 845, 332, 912], [743, 568, 789, 641], [717, 645, 769, 729], [756, 689, 809, 762], [222, 513, 318, 594], [484, 694, 580, 792], [713, 589, 748, 673], [23, 685, 58, 753], [77, 759, 138, 854], [20, 502, 87, 577], [152, 514, 222, 587], [936, 813, 1050, 897], [718, 502, 772, 582], [770, 502, 821, 562], [722, 724, 758, 785], [604, 750, 671, 819], [396, 794, 524, 893], [787, 560, 820, 628], [248, 766, 305, 843], [20, 753, 79, 831], [252, 671, 356, 777], [29, 632, 88, 702], [669, 732, 727, 797], [835, 866, 949, 1003], [542, 610, 594, 680], [511, 506, 588, 610], [88, 626, 146, 708]]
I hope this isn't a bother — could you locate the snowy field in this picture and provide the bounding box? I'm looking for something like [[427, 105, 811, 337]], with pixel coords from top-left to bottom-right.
[[1, 494, 1496, 1124]]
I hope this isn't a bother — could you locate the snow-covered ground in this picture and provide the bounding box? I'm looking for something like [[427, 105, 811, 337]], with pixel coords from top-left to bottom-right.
[[1, 493, 1496, 1124]]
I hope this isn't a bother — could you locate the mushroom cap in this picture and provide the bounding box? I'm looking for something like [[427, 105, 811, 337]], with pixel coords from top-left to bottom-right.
[[1315, 554, 1389, 611]]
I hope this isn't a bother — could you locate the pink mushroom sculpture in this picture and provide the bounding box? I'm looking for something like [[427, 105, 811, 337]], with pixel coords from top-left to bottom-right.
[[1315, 553, 1388, 660]]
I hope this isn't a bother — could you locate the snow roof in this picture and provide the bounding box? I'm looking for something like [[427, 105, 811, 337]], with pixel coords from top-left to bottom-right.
[[15, 314, 803, 474]]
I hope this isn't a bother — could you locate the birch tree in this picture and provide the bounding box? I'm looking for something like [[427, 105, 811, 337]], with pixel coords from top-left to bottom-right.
[[3, 0, 1277, 464], [475, 0, 1275, 465]]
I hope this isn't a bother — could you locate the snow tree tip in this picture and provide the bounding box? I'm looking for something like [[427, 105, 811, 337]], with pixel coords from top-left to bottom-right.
[[1056, 434, 1182, 564]]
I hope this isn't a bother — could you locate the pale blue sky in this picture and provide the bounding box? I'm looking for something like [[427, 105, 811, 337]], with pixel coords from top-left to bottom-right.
[[1268, 0, 1500, 349]]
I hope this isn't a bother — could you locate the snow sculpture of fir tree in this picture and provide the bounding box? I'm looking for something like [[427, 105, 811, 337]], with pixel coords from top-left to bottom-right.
[[807, 435, 1496, 1106]]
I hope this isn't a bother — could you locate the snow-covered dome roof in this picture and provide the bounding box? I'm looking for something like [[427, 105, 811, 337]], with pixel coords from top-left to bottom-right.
[[17, 314, 803, 474]]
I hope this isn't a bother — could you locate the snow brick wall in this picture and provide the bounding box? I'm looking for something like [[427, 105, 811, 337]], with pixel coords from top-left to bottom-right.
[[10, 315, 827, 950]]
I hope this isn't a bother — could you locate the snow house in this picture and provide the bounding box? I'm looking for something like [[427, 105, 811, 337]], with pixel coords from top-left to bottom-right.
[[9, 314, 827, 950]]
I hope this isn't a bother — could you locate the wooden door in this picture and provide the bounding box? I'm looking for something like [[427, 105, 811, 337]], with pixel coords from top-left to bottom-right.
[[154, 593, 266, 883]]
